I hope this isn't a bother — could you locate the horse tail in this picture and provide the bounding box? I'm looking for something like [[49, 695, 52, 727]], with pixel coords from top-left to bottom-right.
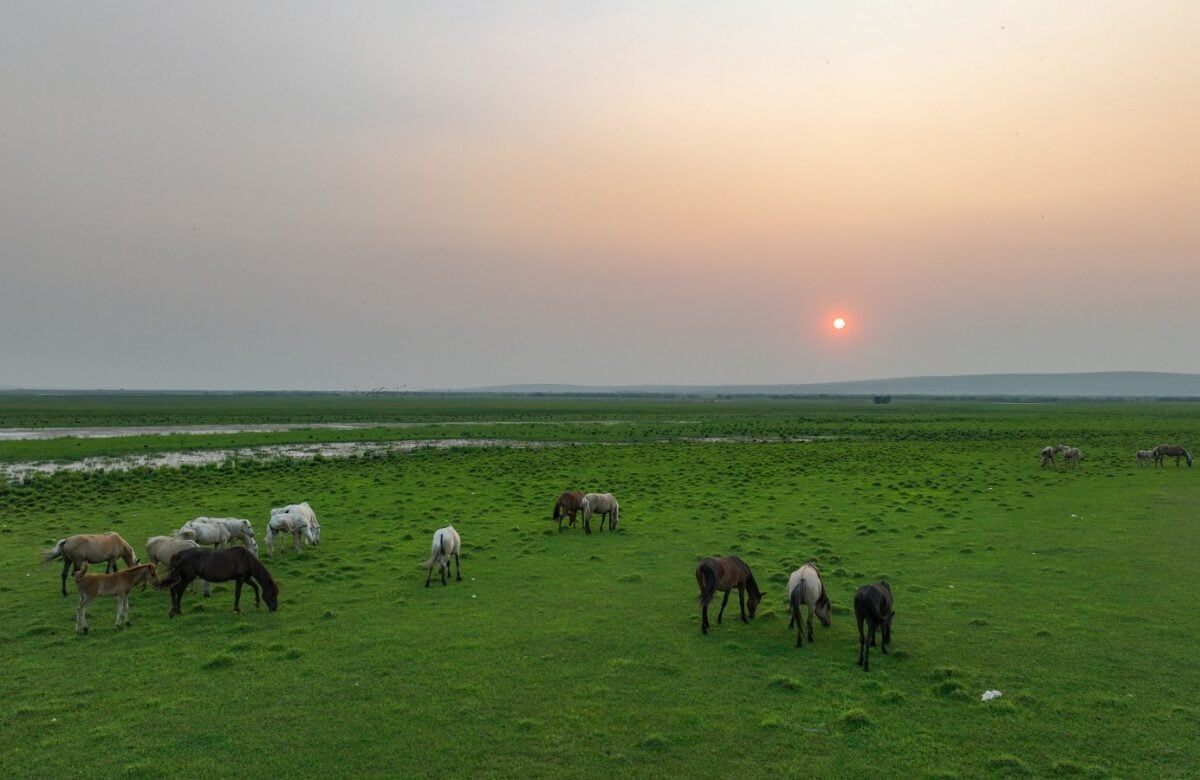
[[422, 531, 441, 569], [552, 499, 562, 521], [790, 579, 805, 626], [41, 539, 67, 564], [697, 560, 718, 604]]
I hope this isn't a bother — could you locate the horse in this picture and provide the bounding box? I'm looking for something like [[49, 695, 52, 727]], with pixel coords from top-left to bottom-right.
[[42, 532, 139, 596], [271, 502, 320, 544], [787, 562, 832, 647], [552, 490, 586, 531], [854, 580, 895, 672], [1039, 446, 1057, 467], [265, 510, 317, 555], [146, 535, 210, 597], [422, 526, 462, 587], [1153, 444, 1193, 467], [582, 493, 620, 534], [74, 562, 159, 635], [161, 547, 278, 616], [695, 556, 762, 635], [1062, 447, 1082, 467], [176, 517, 259, 557], [1135, 449, 1157, 467]]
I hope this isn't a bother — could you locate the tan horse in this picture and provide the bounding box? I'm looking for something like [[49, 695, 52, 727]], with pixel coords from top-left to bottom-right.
[[1153, 444, 1193, 467], [43, 532, 139, 596], [74, 562, 159, 635]]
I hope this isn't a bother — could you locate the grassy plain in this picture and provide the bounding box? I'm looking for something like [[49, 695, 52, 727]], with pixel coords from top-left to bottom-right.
[[0, 396, 1197, 777]]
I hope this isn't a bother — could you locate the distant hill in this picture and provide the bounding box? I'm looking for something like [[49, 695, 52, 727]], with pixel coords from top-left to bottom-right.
[[465, 372, 1200, 398]]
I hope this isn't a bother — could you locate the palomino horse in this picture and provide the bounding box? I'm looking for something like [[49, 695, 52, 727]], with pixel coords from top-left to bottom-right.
[[265, 510, 317, 556], [552, 490, 586, 531], [854, 580, 894, 672], [43, 532, 139, 596], [271, 503, 320, 544], [422, 526, 462, 587], [787, 562, 832, 648], [176, 517, 259, 557], [146, 535, 210, 597], [1135, 449, 1156, 467], [582, 493, 620, 534], [1153, 444, 1193, 467], [161, 547, 279, 616], [74, 562, 159, 635], [695, 556, 762, 635]]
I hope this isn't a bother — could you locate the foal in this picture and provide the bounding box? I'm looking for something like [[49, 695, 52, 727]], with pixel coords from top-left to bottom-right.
[[74, 563, 159, 635], [854, 580, 894, 672], [552, 490, 586, 531], [695, 556, 762, 635]]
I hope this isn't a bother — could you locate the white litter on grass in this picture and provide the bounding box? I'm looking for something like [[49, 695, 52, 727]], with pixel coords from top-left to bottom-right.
[[982, 690, 1003, 701]]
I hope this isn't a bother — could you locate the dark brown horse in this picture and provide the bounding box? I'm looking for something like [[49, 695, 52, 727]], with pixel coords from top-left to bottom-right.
[[854, 580, 894, 672], [552, 490, 586, 531], [1154, 444, 1193, 467], [695, 556, 762, 635], [160, 547, 279, 616]]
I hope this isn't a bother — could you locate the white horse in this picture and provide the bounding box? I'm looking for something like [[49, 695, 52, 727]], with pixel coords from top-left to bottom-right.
[[582, 493, 620, 534], [1039, 446, 1057, 467], [1136, 449, 1156, 467], [145, 535, 210, 596], [271, 502, 320, 544], [422, 526, 461, 587], [266, 510, 317, 556], [1062, 447, 1082, 467], [176, 517, 259, 557], [787, 562, 832, 647]]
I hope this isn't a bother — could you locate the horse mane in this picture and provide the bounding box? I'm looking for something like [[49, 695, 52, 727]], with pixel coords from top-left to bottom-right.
[[246, 550, 278, 592], [744, 569, 762, 599]]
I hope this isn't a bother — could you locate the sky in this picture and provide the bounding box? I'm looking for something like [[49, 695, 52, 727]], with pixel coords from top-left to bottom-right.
[[2, 1, 1198, 390]]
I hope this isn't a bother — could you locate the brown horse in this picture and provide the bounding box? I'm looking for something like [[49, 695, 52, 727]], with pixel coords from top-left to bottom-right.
[[854, 580, 894, 672], [43, 532, 139, 596], [160, 547, 279, 616], [695, 556, 762, 635], [1154, 444, 1193, 467], [74, 562, 159, 635], [552, 490, 586, 531]]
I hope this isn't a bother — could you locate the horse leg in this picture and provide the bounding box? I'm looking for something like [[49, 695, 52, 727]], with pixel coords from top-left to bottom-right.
[[737, 586, 747, 623], [246, 577, 261, 607], [201, 578, 211, 597], [717, 589, 731, 624], [454, 551, 462, 581], [61, 559, 72, 596], [441, 562, 448, 586], [233, 580, 243, 612], [856, 615, 866, 668], [293, 531, 302, 554], [76, 593, 92, 635], [807, 606, 814, 642], [701, 597, 710, 635], [116, 595, 127, 629]]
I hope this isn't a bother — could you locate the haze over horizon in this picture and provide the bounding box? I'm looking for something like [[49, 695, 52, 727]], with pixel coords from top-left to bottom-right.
[[3, 3, 1198, 391]]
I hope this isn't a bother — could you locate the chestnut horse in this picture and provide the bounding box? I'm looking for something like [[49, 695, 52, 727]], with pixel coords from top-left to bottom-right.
[[74, 562, 159, 635], [552, 490, 586, 531], [43, 532, 139, 596], [695, 556, 762, 635], [1153, 444, 1193, 467]]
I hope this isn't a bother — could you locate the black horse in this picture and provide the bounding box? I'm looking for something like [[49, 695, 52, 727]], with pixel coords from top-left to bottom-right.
[[853, 580, 894, 672], [161, 547, 279, 616]]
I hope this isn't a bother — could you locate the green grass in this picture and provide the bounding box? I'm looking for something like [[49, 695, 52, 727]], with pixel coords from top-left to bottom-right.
[[0, 397, 1198, 777]]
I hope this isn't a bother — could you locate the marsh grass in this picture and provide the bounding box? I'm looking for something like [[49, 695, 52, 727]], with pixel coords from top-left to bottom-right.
[[0, 399, 1197, 776]]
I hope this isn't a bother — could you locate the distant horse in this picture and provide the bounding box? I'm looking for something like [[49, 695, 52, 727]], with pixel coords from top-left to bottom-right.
[[552, 490, 586, 531], [1062, 447, 1082, 467], [176, 517, 259, 557], [582, 493, 620, 534], [422, 526, 462, 587], [1135, 449, 1156, 467], [1153, 444, 1193, 467], [146, 535, 210, 597], [854, 580, 894, 672], [787, 562, 832, 647], [695, 556, 762, 635], [265, 510, 317, 555], [161, 547, 278, 616], [1040, 446, 1057, 467], [43, 532, 139, 596], [74, 562, 159, 635], [271, 502, 320, 544]]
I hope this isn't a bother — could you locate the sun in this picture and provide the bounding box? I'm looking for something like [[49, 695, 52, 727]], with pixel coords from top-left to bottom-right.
[[833, 317, 846, 331]]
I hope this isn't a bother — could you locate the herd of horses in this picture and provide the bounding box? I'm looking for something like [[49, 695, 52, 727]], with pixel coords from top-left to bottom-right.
[[1040, 443, 1191, 468], [41, 503, 318, 634]]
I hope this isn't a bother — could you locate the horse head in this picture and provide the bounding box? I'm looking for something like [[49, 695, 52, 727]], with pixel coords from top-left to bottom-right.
[[814, 590, 833, 627]]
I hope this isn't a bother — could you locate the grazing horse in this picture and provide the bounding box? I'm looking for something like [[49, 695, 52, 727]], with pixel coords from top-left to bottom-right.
[[854, 580, 895, 672], [146, 535, 210, 597], [1062, 447, 1082, 467], [582, 493, 620, 534], [1153, 444, 1193, 467], [1039, 446, 1056, 467], [552, 490, 586, 531], [265, 510, 317, 556], [695, 556, 762, 635], [1136, 449, 1156, 467], [787, 562, 832, 648], [422, 526, 462, 587], [42, 532, 139, 596], [161, 547, 279, 616], [176, 517, 259, 557], [74, 562, 159, 635], [271, 502, 320, 544]]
